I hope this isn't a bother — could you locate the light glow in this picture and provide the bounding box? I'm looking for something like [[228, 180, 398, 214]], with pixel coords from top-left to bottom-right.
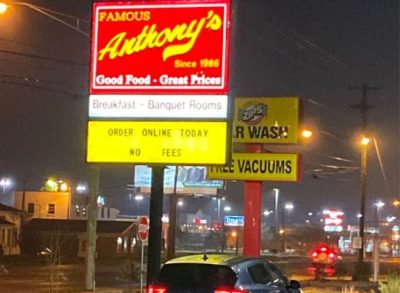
[[301, 129, 313, 139], [0, 3, 8, 14], [361, 136, 370, 146]]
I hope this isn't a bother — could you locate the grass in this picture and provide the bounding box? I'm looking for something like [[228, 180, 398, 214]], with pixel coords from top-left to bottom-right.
[[380, 273, 400, 293]]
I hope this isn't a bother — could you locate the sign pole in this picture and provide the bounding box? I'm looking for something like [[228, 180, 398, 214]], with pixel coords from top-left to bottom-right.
[[140, 240, 145, 293], [138, 216, 149, 293], [146, 166, 165, 284], [242, 144, 262, 256]]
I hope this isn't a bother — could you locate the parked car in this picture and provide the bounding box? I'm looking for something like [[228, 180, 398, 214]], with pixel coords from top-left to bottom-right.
[[147, 254, 302, 293]]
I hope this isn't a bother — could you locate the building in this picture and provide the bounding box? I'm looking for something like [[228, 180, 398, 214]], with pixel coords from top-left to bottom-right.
[[14, 190, 120, 220], [12, 190, 137, 258], [0, 203, 23, 255], [14, 191, 71, 219]]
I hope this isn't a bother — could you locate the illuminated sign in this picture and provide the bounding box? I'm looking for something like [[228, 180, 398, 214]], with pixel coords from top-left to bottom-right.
[[134, 165, 223, 194], [86, 121, 227, 164], [90, 0, 231, 94], [207, 153, 300, 181], [89, 94, 228, 118], [224, 215, 244, 227], [323, 209, 344, 233], [233, 97, 300, 143]]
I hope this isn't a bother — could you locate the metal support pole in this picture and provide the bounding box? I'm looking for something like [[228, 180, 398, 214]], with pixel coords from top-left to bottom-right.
[[85, 166, 99, 291], [166, 166, 178, 261], [281, 208, 285, 253], [243, 144, 262, 256], [146, 166, 165, 284]]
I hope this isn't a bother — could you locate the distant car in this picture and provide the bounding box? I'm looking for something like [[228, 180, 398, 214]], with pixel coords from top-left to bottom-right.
[[309, 243, 340, 278], [147, 254, 302, 293]]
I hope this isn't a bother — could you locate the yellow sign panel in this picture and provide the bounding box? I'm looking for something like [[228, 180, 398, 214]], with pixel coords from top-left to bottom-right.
[[207, 153, 300, 181], [233, 97, 300, 143], [87, 121, 227, 164]]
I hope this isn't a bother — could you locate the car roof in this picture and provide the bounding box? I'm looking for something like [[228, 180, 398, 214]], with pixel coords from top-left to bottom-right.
[[164, 254, 267, 267]]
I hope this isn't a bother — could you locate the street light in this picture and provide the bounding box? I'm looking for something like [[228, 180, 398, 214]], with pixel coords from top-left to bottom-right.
[[280, 202, 294, 253], [0, 1, 89, 36], [372, 200, 384, 282], [0, 177, 11, 193], [263, 210, 273, 216], [213, 196, 225, 224], [273, 188, 280, 226]]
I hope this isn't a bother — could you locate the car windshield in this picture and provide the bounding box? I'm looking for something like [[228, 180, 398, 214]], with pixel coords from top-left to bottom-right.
[[159, 264, 237, 289]]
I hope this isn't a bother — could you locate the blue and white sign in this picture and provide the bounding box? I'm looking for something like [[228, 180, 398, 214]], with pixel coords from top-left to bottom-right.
[[224, 215, 245, 227]]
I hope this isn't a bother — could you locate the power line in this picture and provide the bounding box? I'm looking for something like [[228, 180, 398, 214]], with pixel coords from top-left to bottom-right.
[[0, 49, 88, 66]]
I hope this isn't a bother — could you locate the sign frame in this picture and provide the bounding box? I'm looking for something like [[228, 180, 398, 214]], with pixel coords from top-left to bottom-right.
[[86, 120, 228, 164], [207, 152, 301, 182], [90, 0, 231, 95], [233, 97, 301, 144]]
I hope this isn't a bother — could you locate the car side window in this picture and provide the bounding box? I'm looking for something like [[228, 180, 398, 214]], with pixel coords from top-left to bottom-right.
[[247, 263, 273, 284], [265, 263, 288, 287]]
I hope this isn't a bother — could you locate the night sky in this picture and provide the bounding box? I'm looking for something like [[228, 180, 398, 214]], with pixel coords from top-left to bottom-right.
[[0, 0, 398, 226]]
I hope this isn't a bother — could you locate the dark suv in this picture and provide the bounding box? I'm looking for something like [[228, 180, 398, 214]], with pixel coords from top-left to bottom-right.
[[147, 254, 302, 293]]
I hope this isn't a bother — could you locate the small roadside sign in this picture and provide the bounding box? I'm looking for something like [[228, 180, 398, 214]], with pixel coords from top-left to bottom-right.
[[352, 237, 362, 249], [224, 215, 245, 227], [138, 216, 149, 241]]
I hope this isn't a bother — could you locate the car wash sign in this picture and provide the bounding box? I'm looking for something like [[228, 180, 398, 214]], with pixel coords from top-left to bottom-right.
[[90, 0, 231, 95], [207, 153, 301, 182], [233, 97, 300, 143]]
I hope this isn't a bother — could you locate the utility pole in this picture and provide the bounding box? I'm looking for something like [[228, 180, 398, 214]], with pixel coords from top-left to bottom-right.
[[349, 84, 381, 131], [349, 83, 382, 281], [85, 165, 99, 291]]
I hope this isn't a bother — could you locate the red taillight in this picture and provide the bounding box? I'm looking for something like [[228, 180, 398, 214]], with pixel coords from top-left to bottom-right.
[[147, 284, 167, 293], [215, 287, 248, 293]]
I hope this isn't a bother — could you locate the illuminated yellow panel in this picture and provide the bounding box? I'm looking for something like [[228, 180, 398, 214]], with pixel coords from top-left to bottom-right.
[[207, 153, 300, 181], [233, 97, 300, 143], [87, 121, 227, 164]]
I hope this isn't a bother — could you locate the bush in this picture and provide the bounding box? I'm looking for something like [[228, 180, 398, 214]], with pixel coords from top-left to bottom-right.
[[335, 261, 350, 277], [351, 262, 371, 281], [380, 273, 400, 293], [120, 256, 141, 282]]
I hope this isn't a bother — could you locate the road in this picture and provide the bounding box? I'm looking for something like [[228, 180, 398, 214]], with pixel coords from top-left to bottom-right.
[[0, 255, 392, 292]]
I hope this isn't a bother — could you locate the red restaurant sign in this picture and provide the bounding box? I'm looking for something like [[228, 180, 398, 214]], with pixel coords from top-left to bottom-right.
[[90, 0, 231, 95]]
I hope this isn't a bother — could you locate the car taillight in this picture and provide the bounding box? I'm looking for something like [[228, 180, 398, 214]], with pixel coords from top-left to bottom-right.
[[215, 287, 248, 293], [147, 284, 167, 293]]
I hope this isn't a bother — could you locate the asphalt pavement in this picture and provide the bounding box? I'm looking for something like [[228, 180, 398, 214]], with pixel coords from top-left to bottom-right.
[[0, 255, 386, 293]]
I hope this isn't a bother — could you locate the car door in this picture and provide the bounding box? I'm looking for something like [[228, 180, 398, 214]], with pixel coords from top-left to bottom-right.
[[244, 261, 288, 293]]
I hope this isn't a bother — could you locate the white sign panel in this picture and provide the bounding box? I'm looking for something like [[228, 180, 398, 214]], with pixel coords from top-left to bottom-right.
[[134, 165, 224, 194], [89, 95, 228, 118]]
